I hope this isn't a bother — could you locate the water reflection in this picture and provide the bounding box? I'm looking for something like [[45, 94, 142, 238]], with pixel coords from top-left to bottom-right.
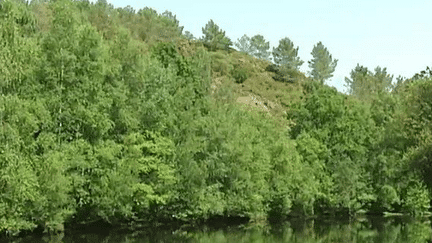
[[2, 216, 431, 243]]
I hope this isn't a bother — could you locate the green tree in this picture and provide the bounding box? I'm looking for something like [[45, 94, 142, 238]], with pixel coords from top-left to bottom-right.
[[412, 66, 432, 80], [393, 67, 432, 94], [345, 64, 393, 100], [235, 34, 254, 55], [137, 6, 158, 17], [272, 37, 304, 71], [250, 34, 271, 61], [184, 30, 195, 40], [160, 10, 184, 35], [0, 0, 39, 96], [235, 34, 271, 61], [344, 64, 369, 97], [373, 66, 394, 92], [39, 0, 113, 144], [119, 6, 182, 44], [399, 79, 432, 187], [288, 83, 378, 213], [201, 19, 232, 51], [308, 41, 338, 84], [392, 75, 409, 94]]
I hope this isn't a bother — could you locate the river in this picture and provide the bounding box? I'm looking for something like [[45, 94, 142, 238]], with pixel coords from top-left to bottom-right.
[[2, 216, 431, 242]]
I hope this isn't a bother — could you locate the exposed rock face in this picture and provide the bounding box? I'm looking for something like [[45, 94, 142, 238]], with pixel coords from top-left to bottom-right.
[[236, 94, 274, 112]]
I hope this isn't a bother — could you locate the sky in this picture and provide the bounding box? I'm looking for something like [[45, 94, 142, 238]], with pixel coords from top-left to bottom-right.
[[105, 0, 432, 93]]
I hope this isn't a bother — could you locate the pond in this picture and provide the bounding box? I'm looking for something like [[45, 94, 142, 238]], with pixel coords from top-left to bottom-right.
[[2, 216, 431, 243]]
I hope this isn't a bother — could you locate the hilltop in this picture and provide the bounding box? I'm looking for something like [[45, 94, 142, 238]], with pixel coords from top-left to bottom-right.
[[175, 38, 308, 125]]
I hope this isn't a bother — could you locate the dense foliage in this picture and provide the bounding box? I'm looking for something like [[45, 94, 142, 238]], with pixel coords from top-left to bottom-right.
[[288, 82, 430, 215], [1, 0, 432, 238]]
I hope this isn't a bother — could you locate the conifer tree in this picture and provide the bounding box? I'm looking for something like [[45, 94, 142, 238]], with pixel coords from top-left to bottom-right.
[[235, 34, 271, 61], [201, 19, 232, 51], [161, 10, 184, 35], [235, 34, 254, 55], [250, 34, 271, 61], [272, 37, 303, 70], [308, 41, 338, 84]]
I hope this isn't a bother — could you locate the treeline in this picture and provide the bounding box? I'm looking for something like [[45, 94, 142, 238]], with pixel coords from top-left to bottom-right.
[[1, 0, 432, 237], [186, 18, 338, 85]]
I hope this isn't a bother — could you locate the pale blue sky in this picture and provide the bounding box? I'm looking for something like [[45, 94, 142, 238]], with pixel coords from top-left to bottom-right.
[[106, 0, 432, 93]]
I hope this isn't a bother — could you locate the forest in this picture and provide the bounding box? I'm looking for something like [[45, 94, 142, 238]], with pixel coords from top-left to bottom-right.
[[1, 0, 432, 237]]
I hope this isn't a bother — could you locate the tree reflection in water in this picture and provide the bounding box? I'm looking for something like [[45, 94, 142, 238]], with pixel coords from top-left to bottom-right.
[[2, 216, 431, 243]]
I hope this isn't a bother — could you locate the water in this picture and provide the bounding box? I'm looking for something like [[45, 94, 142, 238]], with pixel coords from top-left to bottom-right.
[[2, 216, 431, 242]]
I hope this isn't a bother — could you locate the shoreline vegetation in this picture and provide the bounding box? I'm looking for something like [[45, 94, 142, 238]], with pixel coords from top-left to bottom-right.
[[1, 0, 432, 238]]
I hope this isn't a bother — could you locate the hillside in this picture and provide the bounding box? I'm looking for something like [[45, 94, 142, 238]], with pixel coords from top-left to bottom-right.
[[179, 39, 313, 129]]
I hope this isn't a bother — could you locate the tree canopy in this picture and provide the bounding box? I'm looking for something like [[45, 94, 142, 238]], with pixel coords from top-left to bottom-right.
[[235, 34, 254, 55], [345, 64, 393, 100], [272, 37, 304, 71], [250, 34, 271, 61], [201, 19, 232, 51], [308, 41, 338, 84], [235, 34, 271, 61]]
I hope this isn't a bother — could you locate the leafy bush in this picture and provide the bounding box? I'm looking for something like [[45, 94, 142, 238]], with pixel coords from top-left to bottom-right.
[[265, 64, 295, 83], [402, 180, 430, 215], [377, 185, 400, 211], [232, 67, 248, 83], [210, 52, 233, 76]]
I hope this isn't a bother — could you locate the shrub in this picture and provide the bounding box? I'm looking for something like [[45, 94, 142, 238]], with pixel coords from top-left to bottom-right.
[[210, 53, 233, 76], [265, 64, 295, 83], [232, 67, 248, 83], [402, 180, 430, 215]]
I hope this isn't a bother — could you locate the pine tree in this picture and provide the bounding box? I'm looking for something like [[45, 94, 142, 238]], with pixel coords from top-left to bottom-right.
[[161, 10, 184, 35], [344, 64, 370, 96], [235, 34, 254, 55], [250, 34, 271, 61], [272, 37, 303, 70], [372, 66, 394, 93], [235, 34, 271, 61], [201, 19, 232, 51], [308, 41, 338, 84]]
